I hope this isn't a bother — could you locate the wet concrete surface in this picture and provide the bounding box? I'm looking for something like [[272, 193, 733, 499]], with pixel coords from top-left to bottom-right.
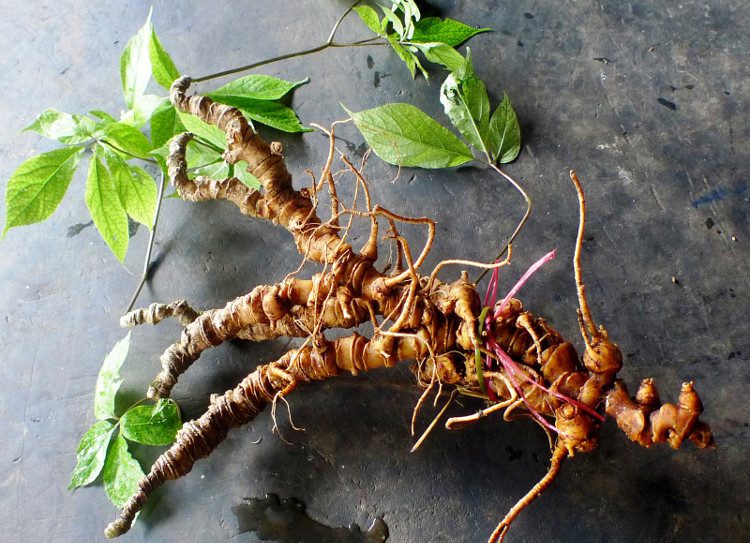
[[1, 1, 748, 542]]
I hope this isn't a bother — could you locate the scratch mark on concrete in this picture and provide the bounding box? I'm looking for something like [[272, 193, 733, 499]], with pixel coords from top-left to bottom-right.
[[650, 185, 666, 212]]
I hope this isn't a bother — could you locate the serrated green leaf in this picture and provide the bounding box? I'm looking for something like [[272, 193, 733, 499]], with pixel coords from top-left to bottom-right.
[[120, 9, 153, 108], [209, 95, 310, 133], [150, 102, 186, 149], [103, 150, 157, 227], [354, 5, 382, 34], [440, 69, 491, 154], [414, 43, 465, 72], [85, 146, 129, 262], [4, 146, 84, 234], [121, 399, 182, 446], [68, 420, 116, 489], [234, 160, 261, 189], [176, 110, 227, 149], [23, 109, 96, 145], [149, 26, 180, 89], [93, 332, 130, 421], [102, 122, 152, 159], [103, 432, 144, 508], [208, 75, 308, 102], [345, 103, 473, 168], [121, 94, 166, 129], [411, 17, 490, 47], [488, 93, 521, 163]]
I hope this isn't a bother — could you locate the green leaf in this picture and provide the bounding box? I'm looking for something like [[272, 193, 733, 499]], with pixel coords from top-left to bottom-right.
[[149, 26, 180, 89], [440, 68, 491, 154], [68, 420, 116, 489], [193, 160, 231, 179], [186, 140, 225, 169], [150, 102, 186, 149], [238, 102, 311, 133], [23, 109, 96, 144], [176, 110, 227, 149], [488, 93, 521, 163], [387, 35, 417, 78], [104, 150, 157, 227], [414, 43, 465, 72], [210, 96, 311, 133], [234, 160, 261, 189], [4, 146, 84, 234], [103, 432, 144, 508], [121, 94, 166, 129], [411, 17, 490, 47], [93, 332, 131, 421], [345, 103, 473, 168], [150, 138, 222, 173], [102, 122, 152, 159], [90, 110, 117, 124], [380, 6, 405, 39], [85, 146, 129, 262], [354, 5, 382, 34], [121, 399, 182, 446], [208, 75, 308, 102], [120, 9, 153, 108]]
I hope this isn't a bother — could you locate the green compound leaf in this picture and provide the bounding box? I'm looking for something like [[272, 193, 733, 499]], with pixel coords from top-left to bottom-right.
[[354, 5, 382, 34], [103, 432, 145, 508], [85, 146, 129, 262], [102, 122, 152, 159], [150, 102, 186, 149], [103, 150, 157, 227], [121, 398, 182, 446], [176, 110, 227, 149], [120, 9, 153, 109], [23, 109, 97, 145], [4, 146, 84, 234], [149, 26, 180, 89], [93, 332, 131, 421], [345, 103, 473, 168], [208, 74, 308, 102], [410, 17, 490, 47], [488, 93, 521, 163], [68, 420, 116, 489]]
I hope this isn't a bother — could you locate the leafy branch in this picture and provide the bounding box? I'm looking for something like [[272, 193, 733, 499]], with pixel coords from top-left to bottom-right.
[[345, 46, 526, 274], [4, 9, 309, 271], [69, 333, 182, 509]]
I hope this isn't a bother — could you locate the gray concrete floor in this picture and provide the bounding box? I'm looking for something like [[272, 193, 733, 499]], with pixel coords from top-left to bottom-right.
[[1, 1, 748, 542]]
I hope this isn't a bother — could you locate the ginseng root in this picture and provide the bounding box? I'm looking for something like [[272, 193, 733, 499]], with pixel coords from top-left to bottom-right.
[[105, 78, 714, 541]]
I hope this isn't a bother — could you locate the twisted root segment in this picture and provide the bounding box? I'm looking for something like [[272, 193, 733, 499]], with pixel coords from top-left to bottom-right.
[[105, 81, 714, 541], [605, 379, 715, 449], [120, 300, 200, 328]]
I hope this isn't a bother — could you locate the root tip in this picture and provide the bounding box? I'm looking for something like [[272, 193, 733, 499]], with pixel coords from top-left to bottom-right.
[[104, 519, 128, 539]]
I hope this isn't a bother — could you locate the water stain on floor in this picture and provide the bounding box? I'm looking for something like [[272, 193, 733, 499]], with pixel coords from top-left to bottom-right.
[[234, 493, 388, 543]]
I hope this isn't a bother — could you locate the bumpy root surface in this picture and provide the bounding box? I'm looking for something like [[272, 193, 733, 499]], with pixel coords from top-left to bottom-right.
[[105, 78, 714, 540]]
